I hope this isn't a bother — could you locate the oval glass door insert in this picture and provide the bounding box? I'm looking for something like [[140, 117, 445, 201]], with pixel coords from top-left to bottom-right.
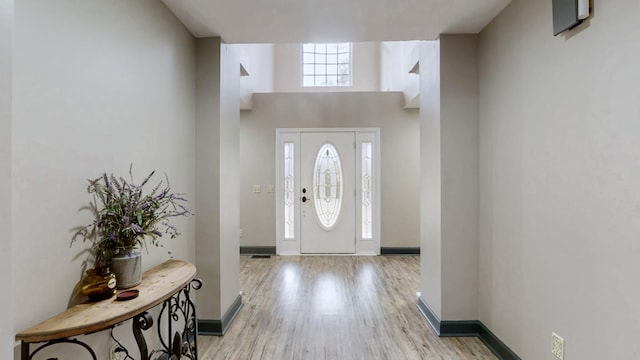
[[313, 143, 343, 230]]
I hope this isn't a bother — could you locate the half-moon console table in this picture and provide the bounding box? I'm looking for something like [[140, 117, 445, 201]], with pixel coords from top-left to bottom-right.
[[16, 259, 202, 360]]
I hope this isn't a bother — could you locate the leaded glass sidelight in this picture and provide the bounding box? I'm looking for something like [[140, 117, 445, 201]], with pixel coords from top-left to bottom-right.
[[284, 143, 295, 239], [313, 143, 343, 230], [361, 142, 373, 239]]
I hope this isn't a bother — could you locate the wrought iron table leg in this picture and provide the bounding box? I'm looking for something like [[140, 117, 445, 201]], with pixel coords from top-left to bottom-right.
[[133, 312, 154, 360], [156, 278, 202, 359], [26, 339, 97, 360], [21, 342, 28, 360]]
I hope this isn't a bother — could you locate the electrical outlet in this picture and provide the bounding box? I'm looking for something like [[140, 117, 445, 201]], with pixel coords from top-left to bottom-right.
[[551, 332, 564, 360], [110, 344, 126, 360]]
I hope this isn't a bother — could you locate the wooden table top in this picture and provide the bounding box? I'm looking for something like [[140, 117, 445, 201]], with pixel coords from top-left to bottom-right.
[[16, 259, 196, 344]]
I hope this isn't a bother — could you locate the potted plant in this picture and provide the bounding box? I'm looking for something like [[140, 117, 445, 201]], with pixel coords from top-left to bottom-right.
[[73, 166, 192, 290]]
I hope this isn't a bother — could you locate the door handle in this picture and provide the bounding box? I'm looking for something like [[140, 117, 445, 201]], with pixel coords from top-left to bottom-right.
[[302, 196, 309, 203]]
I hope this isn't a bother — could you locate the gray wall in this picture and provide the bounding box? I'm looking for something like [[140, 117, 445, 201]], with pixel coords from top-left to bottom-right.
[[479, 0, 640, 358], [0, 0, 12, 358], [195, 38, 241, 320], [419, 35, 479, 321], [419, 39, 443, 316], [240, 92, 420, 249], [12, 1, 196, 357], [440, 35, 479, 320], [219, 43, 242, 317]]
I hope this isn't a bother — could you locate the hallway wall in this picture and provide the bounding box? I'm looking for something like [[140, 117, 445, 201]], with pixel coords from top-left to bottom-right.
[[419, 35, 479, 322], [440, 35, 479, 321], [12, 1, 196, 357], [478, 0, 640, 358], [0, 0, 12, 358], [195, 38, 241, 321], [240, 91, 420, 250]]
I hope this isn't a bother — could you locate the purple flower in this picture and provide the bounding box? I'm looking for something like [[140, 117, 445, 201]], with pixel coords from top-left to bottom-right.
[[71, 166, 193, 264], [131, 223, 146, 235], [172, 195, 187, 202]]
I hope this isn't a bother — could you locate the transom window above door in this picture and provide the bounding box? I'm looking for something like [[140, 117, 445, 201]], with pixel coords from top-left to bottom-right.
[[302, 43, 352, 87]]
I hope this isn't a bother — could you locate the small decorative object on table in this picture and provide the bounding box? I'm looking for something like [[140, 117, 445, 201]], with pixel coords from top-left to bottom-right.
[[73, 165, 193, 292], [116, 289, 140, 301], [80, 266, 116, 301]]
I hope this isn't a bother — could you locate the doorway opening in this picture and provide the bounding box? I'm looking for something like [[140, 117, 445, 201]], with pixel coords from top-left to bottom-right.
[[275, 128, 380, 255]]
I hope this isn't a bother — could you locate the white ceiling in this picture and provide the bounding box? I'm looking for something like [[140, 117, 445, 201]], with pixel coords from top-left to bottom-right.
[[161, 0, 512, 43]]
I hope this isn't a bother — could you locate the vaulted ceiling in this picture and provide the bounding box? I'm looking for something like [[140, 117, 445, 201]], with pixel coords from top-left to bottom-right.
[[161, 0, 512, 43]]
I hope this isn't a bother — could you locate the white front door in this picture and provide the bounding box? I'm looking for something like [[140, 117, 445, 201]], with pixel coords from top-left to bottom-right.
[[300, 132, 356, 254]]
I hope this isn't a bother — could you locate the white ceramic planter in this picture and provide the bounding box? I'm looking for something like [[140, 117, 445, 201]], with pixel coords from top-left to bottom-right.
[[110, 250, 142, 289]]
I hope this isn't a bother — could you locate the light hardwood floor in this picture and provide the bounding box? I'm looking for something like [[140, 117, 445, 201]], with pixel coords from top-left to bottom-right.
[[198, 256, 497, 360]]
